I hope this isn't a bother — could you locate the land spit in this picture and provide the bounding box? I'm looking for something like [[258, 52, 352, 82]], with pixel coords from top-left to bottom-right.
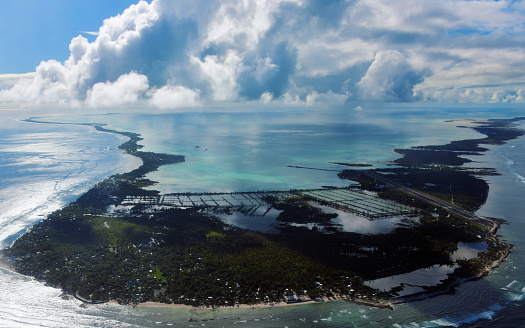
[[4, 116, 521, 310]]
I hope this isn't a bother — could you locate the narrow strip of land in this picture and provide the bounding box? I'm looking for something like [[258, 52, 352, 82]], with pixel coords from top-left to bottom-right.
[[364, 170, 496, 229], [4, 116, 520, 309]]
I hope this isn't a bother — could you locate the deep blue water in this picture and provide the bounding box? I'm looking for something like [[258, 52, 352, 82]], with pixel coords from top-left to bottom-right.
[[1, 106, 525, 327]]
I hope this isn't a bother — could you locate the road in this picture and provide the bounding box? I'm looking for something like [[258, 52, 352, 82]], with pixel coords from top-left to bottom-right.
[[364, 170, 496, 229]]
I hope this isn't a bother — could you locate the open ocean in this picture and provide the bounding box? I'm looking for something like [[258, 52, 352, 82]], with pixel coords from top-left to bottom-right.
[[1, 106, 524, 327]]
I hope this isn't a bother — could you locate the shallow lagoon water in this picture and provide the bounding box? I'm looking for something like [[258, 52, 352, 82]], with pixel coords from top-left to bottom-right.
[[366, 264, 457, 297], [1, 106, 525, 327], [0, 110, 142, 327], [210, 206, 282, 233], [451, 242, 488, 262], [0, 112, 140, 249], [322, 205, 415, 234], [365, 242, 488, 298], [69, 108, 487, 194]]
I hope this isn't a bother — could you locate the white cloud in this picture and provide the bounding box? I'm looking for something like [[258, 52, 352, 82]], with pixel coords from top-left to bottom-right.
[[204, 0, 298, 49], [295, 38, 376, 77], [260, 91, 273, 103], [2, 0, 525, 106], [190, 51, 243, 101], [148, 84, 200, 109], [306, 90, 347, 107], [98, 1, 159, 42], [357, 51, 426, 102], [81, 31, 100, 36], [0, 73, 36, 90], [0, 0, 160, 105], [0, 60, 74, 104], [429, 86, 525, 104], [254, 57, 278, 84], [493, 89, 525, 103], [281, 91, 302, 105], [86, 72, 149, 108]]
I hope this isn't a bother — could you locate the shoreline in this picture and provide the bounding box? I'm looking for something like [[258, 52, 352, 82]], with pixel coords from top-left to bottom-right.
[[98, 219, 509, 312], [0, 253, 15, 272], [389, 226, 513, 305], [4, 116, 522, 312], [105, 295, 395, 311]]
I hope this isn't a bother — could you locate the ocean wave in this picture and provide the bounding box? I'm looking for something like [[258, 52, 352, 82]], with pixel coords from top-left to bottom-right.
[[0, 119, 142, 327], [0, 268, 140, 328], [499, 142, 525, 184]]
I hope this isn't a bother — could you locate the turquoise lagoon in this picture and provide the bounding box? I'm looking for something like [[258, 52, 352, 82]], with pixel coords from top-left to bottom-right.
[[1, 105, 525, 327]]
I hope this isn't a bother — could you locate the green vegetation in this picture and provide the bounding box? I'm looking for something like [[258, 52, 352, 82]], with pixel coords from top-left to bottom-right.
[[4, 117, 521, 306], [268, 194, 491, 280], [393, 117, 525, 167], [4, 189, 498, 305], [335, 118, 523, 287], [4, 204, 373, 305], [380, 167, 488, 212], [150, 268, 167, 281], [206, 231, 225, 238]]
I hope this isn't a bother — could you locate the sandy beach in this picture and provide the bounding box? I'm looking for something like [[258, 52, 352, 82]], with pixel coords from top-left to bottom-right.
[[104, 295, 395, 311], [445, 119, 491, 127], [110, 297, 330, 310], [0, 253, 14, 271]]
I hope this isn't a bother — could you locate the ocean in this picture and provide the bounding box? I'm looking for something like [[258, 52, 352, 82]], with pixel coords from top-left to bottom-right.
[[0, 105, 524, 327]]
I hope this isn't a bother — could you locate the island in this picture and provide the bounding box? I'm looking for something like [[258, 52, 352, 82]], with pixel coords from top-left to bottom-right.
[[2, 116, 523, 309]]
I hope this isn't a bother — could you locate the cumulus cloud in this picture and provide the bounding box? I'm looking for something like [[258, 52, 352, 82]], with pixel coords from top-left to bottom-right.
[[190, 50, 242, 101], [357, 51, 427, 102], [430, 86, 525, 104], [0, 73, 36, 91], [260, 92, 273, 103], [306, 91, 348, 107], [2, 0, 525, 106], [0, 60, 74, 104], [491, 89, 525, 103], [0, 1, 161, 105], [148, 84, 200, 109], [86, 71, 149, 108]]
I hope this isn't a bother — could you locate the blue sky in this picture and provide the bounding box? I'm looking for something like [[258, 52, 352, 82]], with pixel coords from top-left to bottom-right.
[[0, 1, 142, 74], [1, 0, 525, 107]]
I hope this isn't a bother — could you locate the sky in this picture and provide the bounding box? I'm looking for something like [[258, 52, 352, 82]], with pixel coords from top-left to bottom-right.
[[0, 0, 525, 108], [0, 0, 140, 74]]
